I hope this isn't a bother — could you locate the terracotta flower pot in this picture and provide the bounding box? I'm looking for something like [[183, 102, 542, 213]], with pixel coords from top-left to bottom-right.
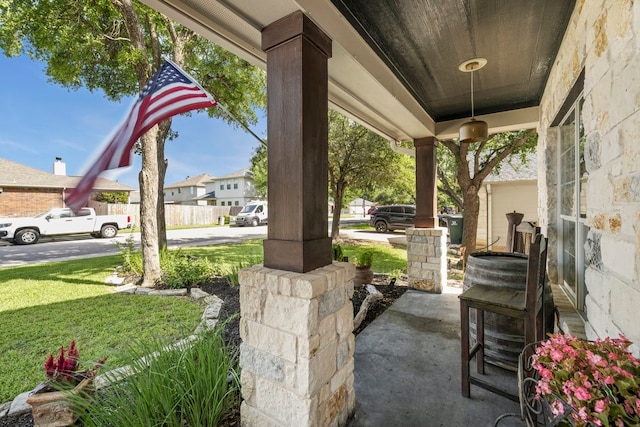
[[354, 266, 374, 285], [27, 377, 93, 427]]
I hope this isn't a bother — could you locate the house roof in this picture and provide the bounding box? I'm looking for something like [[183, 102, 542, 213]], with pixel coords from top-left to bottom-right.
[[0, 158, 135, 191], [164, 173, 216, 189], [197, 191, 217, 200], [212, 168, 252, 180], [484, 152, 538, 183]]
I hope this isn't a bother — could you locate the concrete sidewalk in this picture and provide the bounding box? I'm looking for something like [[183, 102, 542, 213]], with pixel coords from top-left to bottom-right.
[[348, 288, 523, 427]]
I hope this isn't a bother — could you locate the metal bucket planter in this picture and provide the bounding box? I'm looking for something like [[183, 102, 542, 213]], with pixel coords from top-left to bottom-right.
[[354, 266, 374, 285]]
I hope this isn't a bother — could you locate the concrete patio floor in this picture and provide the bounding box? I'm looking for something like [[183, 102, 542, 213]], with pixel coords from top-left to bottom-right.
[[348, 286, 524, 427]]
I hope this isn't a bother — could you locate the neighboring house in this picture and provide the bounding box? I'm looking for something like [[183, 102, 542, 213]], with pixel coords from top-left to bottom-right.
[[476, 152, 538, 251], [202, 169, 258, 208], [163, 174, 215, 205], [0, 157, 135, 217], [345, 198, 375, 217]]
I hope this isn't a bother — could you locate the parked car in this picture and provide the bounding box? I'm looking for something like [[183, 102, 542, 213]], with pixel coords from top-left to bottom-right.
[[0, 207, 132, 245], [369, 205, 415, 233], [235, 200, 268, 227]]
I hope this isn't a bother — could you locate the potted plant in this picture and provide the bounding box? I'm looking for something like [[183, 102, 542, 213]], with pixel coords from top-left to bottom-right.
[[530, 333, 640, 427], [353, 249, 374, 285], [27, 340, 106, 427]]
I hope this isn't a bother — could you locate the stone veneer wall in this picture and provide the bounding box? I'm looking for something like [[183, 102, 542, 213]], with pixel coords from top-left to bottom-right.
[[406, 227, 448, 293], [239, 262, 356, 426], [538, 0, 640, 352]]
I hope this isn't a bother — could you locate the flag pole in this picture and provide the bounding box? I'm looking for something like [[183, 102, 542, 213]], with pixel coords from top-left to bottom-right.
[[215, 100, 267, 148], [166, 59, 265, 147]]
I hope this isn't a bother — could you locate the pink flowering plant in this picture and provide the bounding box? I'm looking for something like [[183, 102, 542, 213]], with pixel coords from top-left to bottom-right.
[[532, 333, 640, 426]]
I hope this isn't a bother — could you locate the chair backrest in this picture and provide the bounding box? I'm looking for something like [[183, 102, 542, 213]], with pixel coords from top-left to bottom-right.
[[524, 234, 548, 312], [511, 222, 541, 255]]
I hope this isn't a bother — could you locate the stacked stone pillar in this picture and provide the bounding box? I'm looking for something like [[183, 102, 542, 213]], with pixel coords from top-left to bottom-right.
[[239, 263, 356, 426], [407, 227, 448, 294], [408, 136, 448, 292]]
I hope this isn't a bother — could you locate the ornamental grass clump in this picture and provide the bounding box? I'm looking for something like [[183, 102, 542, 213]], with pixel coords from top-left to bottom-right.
[[532, 333, 640, 426], [73, 328, 239, 427]]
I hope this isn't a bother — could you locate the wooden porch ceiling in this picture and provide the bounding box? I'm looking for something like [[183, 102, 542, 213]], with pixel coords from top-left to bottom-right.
[[140, 0, 576, 142]]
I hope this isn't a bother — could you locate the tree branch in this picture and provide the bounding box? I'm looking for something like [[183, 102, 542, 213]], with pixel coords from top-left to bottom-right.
[[473, 129, 536, 184], [437, 166, 464, 209]]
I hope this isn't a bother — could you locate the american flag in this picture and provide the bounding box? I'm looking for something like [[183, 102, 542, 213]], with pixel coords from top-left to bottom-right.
[[65, 60, 217, 212]]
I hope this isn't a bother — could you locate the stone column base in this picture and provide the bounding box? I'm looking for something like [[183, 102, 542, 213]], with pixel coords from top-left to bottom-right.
[[239, 262, 356, 426], [406, 227, 448, 293]]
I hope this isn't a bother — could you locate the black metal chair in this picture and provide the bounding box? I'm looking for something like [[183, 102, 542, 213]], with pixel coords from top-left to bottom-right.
[[459, 234, 548, 401]]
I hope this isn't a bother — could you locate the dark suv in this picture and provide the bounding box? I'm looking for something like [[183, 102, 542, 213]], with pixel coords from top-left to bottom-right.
[[369, 205, 416, 233]]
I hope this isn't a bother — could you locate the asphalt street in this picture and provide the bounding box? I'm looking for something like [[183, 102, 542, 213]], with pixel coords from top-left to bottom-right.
[[0, 218, 381, 268], [0, 225, 268, 268]]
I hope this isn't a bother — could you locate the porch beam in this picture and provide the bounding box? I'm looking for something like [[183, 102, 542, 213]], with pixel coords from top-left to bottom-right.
[[262, 11, 333, 273], [414, 136, 437, 228]]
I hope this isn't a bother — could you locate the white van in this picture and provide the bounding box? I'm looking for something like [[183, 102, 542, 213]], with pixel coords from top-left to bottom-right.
[[235, 201, 268, 227]]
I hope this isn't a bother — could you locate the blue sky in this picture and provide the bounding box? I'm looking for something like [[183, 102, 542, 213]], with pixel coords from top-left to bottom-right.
[[0, 55, 267, 190]]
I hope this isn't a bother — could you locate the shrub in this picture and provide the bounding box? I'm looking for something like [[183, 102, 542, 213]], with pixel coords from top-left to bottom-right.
[[115, 235, 143, 275], [160, 250, 216, 289]]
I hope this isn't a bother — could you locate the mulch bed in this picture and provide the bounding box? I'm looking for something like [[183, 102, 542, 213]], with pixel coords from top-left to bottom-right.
[[1, 275, 406, 427]]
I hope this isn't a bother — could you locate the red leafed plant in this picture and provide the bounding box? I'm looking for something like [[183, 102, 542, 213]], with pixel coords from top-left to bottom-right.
[[43, 340, 107, 385]]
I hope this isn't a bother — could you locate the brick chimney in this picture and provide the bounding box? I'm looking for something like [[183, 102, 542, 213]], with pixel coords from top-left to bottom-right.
[[53, 157, 66, 176]]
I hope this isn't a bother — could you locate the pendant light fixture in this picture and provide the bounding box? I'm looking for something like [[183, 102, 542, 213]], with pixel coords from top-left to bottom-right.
[[458, 58, 488, 143]]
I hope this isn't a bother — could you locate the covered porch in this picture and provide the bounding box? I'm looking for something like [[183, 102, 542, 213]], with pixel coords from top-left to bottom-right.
[[139, 0, 639, 425]]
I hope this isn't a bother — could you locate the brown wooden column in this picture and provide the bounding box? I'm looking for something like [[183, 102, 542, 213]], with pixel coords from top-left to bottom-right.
[[262, 11, 332, 272], [414, 136, 437, 228]]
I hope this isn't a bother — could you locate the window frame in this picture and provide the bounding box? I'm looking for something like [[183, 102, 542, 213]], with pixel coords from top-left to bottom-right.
[[556, 92, 587, 312]]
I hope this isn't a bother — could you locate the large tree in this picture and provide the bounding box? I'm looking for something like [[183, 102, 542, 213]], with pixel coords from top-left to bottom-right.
[[248, 143, 268, 198], [437, 130, 537, 256], [328, 111, 406, 238], [249, 110, 410, 239], [0, 0, 265, 286]]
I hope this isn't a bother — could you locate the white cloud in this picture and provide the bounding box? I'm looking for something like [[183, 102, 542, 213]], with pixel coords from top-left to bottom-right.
[[0, 139, 39, 154], [51, 138, 89, 152]]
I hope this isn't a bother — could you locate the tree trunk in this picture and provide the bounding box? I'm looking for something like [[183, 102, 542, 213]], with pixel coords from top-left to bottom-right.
[[331, 183, 346, 239], [461, 184, 480, 263], [139, 129, 162, 287], [156, 131, 168, 250]]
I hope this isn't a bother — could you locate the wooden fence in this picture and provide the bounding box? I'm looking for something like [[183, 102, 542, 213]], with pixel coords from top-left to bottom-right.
[[89, 202, 242, 227]]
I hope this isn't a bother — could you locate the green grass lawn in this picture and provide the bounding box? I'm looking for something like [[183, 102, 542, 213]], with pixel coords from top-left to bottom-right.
[[176, 238, 406, 275], [341, 223, 374, 231], [340, 242, 407, 274], [0, 256, 205, 403], [0, 238, 406, 403]]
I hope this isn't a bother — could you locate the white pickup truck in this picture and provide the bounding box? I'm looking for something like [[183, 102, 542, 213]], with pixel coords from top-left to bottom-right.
[[0, 207, 132, 245]]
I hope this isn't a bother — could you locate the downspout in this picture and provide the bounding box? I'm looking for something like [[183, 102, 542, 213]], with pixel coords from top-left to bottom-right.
[[486, 183, 492, 250], [390, 139, 415, 157]]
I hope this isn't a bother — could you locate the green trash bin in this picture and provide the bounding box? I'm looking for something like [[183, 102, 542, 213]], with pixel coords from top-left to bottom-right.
[[447, 214, 464, 245]]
